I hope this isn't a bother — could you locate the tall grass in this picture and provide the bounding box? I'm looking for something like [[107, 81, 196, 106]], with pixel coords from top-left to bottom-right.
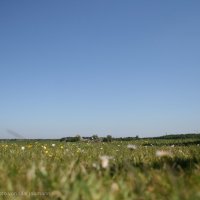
[[0, 138, 200, 199]]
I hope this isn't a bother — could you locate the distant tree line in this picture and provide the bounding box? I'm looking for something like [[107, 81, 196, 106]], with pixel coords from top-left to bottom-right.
[[152, 133, 200, 140], [59, 134, 140, 142], [59, 133, 200, 143], [1, 133, 199, 142]]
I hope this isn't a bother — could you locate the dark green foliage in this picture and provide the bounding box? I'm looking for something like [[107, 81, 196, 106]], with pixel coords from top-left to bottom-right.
[[102, 135, 112, 142]]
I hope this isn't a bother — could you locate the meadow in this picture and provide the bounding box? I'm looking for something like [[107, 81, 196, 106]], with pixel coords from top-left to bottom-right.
[[0, 137, 200, 200]]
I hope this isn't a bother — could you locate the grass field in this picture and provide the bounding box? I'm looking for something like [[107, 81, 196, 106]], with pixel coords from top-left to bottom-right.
[[0, 138, 200, 200]]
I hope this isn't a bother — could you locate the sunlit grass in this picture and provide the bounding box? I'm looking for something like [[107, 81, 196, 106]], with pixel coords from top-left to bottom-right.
[[0, 139, 200, 199]]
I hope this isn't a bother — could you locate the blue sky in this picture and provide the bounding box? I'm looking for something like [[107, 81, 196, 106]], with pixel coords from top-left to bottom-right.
[[0, 0, 200, 138]]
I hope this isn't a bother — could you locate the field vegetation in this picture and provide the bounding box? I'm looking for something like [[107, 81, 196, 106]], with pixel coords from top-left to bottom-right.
[[0, 135, 200, 199]]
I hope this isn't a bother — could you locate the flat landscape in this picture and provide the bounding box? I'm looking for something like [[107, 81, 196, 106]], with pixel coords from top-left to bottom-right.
[[0, 136, 200, 200]]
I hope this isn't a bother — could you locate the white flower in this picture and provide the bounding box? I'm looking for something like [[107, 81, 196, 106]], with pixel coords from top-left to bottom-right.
[[127, 144, 137, 150], [156, 150, 171, 157], [52, 144, 56, 147], [21, 146, 25, 150], [99, 155, 113, 169], [171, 145, 175, 148]]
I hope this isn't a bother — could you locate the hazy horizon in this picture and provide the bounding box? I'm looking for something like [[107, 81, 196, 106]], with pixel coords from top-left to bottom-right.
[[1, 1, 200, 139]]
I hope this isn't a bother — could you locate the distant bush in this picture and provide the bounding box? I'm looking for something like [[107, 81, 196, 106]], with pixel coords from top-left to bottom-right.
[[135, 135, 139, 139], [91, 134, 100, 142], [59, 135, 82, 142], [103, 135, 112, 142]]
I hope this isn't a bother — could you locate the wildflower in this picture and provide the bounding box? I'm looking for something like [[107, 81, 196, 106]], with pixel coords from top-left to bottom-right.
[[171, 145, 175, 148], [52, 144, 55, 147], [127, 144, 137, 150], [60, 146, 64, 149], [99, 155, 113, 169], [21, 146, 25, 150], [156, 150, 171, 157]]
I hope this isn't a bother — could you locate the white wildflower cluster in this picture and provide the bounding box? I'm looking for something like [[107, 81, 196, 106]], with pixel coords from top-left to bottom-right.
[[127, 144, 137, 150]]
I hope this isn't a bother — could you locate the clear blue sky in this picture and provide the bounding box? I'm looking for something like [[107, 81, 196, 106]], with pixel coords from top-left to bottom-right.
[[0, 0, 200, 138]]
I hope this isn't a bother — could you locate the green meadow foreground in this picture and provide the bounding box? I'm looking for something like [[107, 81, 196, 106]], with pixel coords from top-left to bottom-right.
[[0, 138, 200, 200]]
